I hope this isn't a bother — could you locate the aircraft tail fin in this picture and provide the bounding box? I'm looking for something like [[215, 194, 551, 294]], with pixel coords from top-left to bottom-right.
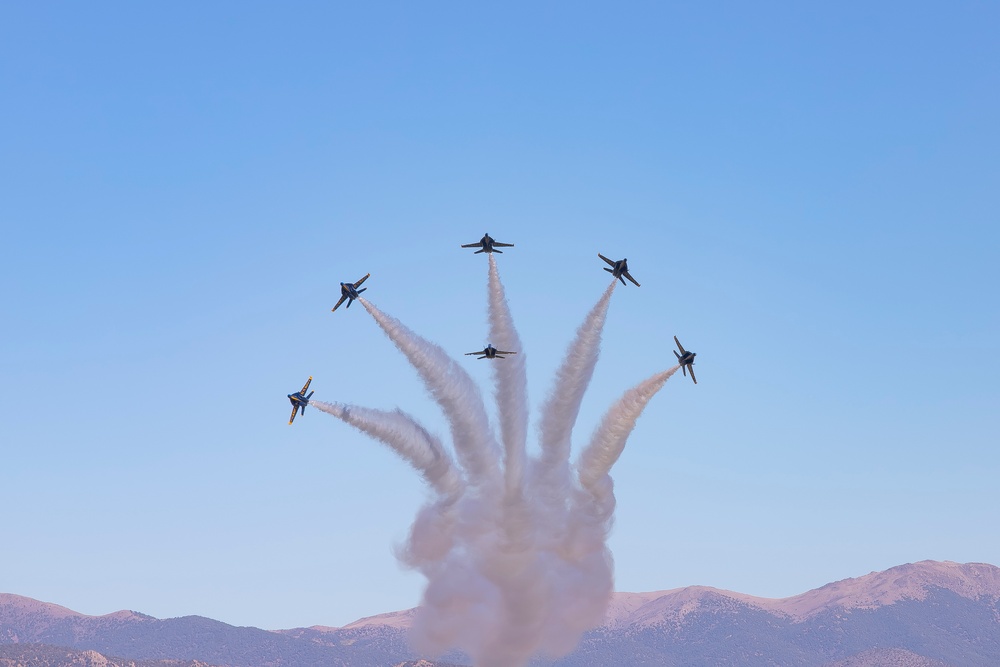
[[358, 288, 367, 294], [603, 267, 613, 274], [307, 391, 314, 400], [682, 364, 687, 376], [674, 350, 681, 360], [475, 248, 485, 254]]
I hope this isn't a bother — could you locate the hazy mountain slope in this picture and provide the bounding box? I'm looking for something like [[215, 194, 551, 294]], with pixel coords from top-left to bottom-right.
[[0, 597, 391, 667], [543, 585, 1000, 667], [0, 642, 221, 667], [2, 561, 998, 667], [821, 647, 952, 667]]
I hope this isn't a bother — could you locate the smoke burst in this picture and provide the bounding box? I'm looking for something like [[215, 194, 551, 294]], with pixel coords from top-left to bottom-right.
[[316, 255, 678, 666]]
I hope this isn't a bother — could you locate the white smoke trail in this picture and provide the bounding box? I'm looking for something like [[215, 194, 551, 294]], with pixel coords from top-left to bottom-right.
[[360, 298, 501, 491], [528, 279, 616, 545], [308, 400, 462, 500], [308, 400, 464, 570], [480, 255, 549, 664], [487, 254, 528, 498], [577, 365, 680, 500], [535, 280, 616, 476]]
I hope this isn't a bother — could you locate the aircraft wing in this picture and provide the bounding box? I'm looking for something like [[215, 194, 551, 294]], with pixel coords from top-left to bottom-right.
[[598, 253, 616, 267], [496, 350, 517, 355], [461, 242, 481, 248], [332, 295, 348, 311], [673, 336, 686, 354], [494, 242, 514, 247], [353, 273, 370, 288], [465, 350, 485, 356], [623, 271, 640, 287], [288, 405, 299, 425], [300, 376, 312, 394], [688, 366, 697, 384]]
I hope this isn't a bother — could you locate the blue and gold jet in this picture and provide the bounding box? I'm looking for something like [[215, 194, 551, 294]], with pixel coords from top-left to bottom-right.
[[462, 233, 514, 254], [673, 336, 697, 384], [465, 344, 517, 360], [287, 376, 314, 424], [599, 253, 640, 286], [332, 273, 370, 312]]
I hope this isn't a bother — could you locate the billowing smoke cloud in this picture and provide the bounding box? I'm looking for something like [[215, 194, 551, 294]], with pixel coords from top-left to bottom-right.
[[314, 262, 679, 666]]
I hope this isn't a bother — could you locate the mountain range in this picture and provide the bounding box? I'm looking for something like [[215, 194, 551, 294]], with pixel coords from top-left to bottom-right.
[[3, 560, 999, 666]]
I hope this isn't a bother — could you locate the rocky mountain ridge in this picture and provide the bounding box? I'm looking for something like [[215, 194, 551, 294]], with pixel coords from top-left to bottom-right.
[[3, 560, 998, 666]]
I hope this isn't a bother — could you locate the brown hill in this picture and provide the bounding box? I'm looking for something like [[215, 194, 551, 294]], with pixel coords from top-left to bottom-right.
[[3, 560, 999, 667]]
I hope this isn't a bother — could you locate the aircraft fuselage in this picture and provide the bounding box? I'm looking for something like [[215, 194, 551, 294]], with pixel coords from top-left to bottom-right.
[[462, 233, 513, 254], [672, 336, 697, 384], [332, 273, 370, 312], [288, 391, 310, 418], [287, 377, 314, 424], [466, 343, 516, 359], [598, 253, 640, 286]]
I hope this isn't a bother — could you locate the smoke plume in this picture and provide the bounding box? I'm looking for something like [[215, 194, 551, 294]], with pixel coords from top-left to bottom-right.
[[314, 263, 679, 666]]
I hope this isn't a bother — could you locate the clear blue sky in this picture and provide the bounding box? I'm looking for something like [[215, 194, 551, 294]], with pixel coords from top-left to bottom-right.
[[1, 2, 997, 630]]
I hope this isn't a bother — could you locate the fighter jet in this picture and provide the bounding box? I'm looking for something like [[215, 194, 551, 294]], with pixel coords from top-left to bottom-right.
[[465, 344, 517, 360], [332, 273, 370, 311], [287, 376, 314, 424], [598, 254, 640, 286], [673, 336, 697, 384], [461, 233, 514, 254]]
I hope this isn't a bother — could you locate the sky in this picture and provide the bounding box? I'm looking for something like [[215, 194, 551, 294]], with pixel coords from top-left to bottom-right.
[[1, 2, 998, 631]]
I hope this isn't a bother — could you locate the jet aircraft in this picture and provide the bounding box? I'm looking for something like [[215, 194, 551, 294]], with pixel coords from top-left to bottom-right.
[[332, 273, 370, 311], [673, 336, 697, 384], [287, 376, 314, 424], [598, 253, 640, 286], [461, 233, 514, 254], [465, 344, 517, 360]]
